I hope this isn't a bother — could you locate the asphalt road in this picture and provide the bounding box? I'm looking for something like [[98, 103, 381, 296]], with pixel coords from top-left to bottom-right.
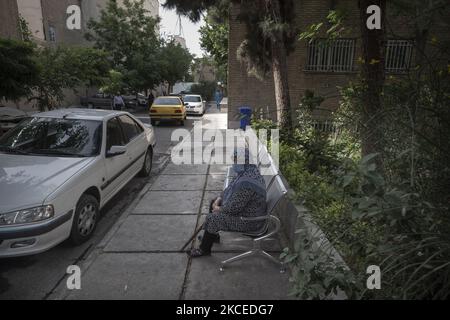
[[0, 108, 208, 300]]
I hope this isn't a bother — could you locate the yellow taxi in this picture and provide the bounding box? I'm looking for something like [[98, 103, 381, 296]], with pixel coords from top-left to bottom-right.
[[149, 96, 187, 126]]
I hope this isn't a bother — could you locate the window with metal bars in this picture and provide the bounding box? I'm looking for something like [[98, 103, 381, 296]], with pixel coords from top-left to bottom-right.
[[48, 26, 56, 42], [385, 39, 414, 73], [305, 39, 356, 72]]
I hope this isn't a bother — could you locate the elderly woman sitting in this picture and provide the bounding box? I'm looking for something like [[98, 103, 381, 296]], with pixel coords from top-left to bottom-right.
[[189, 148, 267, 258]]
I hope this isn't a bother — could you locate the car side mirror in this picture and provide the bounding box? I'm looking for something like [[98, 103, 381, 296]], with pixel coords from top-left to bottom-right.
[[107, 145, 126, 157], [184, 103, 189, 106]]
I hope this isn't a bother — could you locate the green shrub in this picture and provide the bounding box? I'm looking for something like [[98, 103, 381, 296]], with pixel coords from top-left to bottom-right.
[[254, 75, 450, 299], [190, 81, 217, 101]]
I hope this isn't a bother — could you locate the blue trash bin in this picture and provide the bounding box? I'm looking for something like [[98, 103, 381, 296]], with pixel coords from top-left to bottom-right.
[[239, 106, 252, 130]]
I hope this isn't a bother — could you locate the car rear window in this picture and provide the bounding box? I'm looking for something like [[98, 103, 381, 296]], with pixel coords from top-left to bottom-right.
[[153, 97, 181, 105], [184, 96, 201, 102]]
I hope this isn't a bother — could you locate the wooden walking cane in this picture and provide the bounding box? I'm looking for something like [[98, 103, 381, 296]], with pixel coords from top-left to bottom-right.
[[180, 223, 204, 252], [180, 199, 215, 252]]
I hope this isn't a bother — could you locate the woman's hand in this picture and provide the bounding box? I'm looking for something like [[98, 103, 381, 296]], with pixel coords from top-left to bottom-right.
[[212, 197, 222, 213]]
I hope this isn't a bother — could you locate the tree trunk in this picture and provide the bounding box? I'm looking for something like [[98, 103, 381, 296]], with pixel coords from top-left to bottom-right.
[[358, 0, 386, 161], [271, 0, 292, 133]]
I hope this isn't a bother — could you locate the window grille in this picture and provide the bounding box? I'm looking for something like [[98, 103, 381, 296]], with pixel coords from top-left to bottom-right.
[[48, 26, 56, 42], [305, 39, 356, 72], [385, 40, 414, 73]]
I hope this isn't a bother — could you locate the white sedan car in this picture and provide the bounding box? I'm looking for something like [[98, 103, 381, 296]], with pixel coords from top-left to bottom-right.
[[184, 94, 206, 116], [0, 109, 156, 258]]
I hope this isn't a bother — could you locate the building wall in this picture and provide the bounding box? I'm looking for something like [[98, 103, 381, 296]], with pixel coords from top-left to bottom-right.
[[16, 0, 46, 41], [0, 0, 20, 39], [194, 64, 216, 83], [41, 0, 87, 46], [173, 35, 187, 49], [227, 0, 446, 128], [228, 0, 363, 128]]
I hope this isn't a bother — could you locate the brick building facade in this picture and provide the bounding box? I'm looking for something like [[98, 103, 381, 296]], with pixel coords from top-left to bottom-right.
[[227, 0, 448, 128]]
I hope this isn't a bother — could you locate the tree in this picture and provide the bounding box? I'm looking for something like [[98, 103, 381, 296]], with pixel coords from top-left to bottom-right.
[[0, 39, 39, 102], [164, 0, 297, 132], [31, 46, 109, 111], [86, 0, 162, 94], [159, 40, 193, 93], [199, 6, 229, 83], [70, 47, 111, 95], [358, 0, 386, 160], [101, 69, 126, 96]]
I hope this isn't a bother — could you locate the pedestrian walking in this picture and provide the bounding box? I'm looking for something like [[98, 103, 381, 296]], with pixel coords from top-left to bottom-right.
[[113, 94, 125, 110], [148, 91, 155, 108], [214, 89, 223, 111]]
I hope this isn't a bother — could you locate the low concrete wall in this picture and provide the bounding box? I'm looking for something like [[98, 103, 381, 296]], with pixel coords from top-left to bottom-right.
[[273, 176, 349, 300], [246, 128, 349, 299]]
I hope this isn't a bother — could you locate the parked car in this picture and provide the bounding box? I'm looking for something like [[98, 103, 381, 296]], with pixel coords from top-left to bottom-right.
[[183, 94, 206, 116], [0, 109, 156, 258], [135, 93, 148, 106], [80, 93, 137, 109], [149, 96, 187, 126], [0, 106, 28, 136], [122, 94, 146, 108], [80, 93, 112, 109]]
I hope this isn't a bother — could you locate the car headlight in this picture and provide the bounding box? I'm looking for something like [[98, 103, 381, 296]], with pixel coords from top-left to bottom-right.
[[0, 205, 54, 226]]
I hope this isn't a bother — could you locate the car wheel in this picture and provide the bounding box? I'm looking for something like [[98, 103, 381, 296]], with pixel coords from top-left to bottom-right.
[[139, 147, 153, 177], [69, 194, 99, 245], [88, 103, 94, 109]]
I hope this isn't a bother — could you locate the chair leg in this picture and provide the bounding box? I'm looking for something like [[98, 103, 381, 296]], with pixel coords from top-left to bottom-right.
[[220, 242, 286, 273], [260, 250, 286, 273], [220, 250, 255, 271]]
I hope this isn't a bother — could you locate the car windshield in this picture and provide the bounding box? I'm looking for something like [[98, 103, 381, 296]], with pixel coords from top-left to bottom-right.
[[0, 117, 102, 157], [153, 97, 180, 105], [184, 96, 201, 102]]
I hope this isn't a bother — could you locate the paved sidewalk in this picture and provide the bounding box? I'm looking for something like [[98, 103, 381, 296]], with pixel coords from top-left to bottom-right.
[[57, 108, 290, 300]]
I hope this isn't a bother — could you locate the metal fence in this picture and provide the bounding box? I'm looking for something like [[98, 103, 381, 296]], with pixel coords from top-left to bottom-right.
[[311, 119, 341, 134]]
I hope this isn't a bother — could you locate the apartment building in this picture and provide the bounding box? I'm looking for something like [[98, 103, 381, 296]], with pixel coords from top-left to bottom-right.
[[0, 0, 159, 44], [0, 0, 20, 39], [0, 0, 160, 109], [227, 0, 449, 128]]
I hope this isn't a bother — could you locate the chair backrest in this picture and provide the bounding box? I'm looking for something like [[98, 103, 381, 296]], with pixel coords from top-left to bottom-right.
[[224, 166, 235, 189], [242, 175, 287, 237], [266, 175, 288, 215]]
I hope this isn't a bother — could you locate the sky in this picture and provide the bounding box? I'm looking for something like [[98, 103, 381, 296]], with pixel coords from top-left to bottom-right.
[[158, 1, 206, 57]]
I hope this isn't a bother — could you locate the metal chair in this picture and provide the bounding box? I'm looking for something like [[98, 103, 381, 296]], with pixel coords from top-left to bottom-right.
[[219, 175, 287, 273]]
